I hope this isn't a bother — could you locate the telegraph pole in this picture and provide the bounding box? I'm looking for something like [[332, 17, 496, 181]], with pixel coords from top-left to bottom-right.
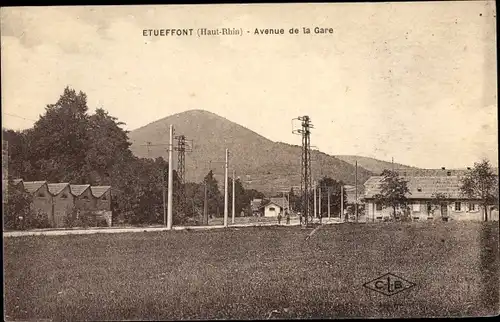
[[174, 135, 193, 218], [232, 169, 235, 224], [224, 149, 229, 227], [167, 125, 174, 229], [292, 116, 313, 226]]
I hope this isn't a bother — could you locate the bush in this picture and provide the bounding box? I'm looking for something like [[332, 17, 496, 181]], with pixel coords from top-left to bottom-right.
[[64, 210, 108, 228], [25, 210, 51, 229], [3, 186, 52, 230]]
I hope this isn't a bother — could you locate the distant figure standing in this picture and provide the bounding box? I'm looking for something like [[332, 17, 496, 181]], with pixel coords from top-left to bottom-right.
[[286, 212, 290, 225], [299, 214, 303, 225], [277, 212, 282, 225]]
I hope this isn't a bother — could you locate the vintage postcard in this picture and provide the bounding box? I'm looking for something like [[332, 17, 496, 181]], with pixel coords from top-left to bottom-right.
[[1, 2, 498, 320]]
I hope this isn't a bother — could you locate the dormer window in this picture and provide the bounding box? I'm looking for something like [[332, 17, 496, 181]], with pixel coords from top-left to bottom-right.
[[61, 193, 68, 199], [83, 195, 89, 200], [101, 195, 107, 200], [37, 192, 45, 198], [417, 188, 422, 192]]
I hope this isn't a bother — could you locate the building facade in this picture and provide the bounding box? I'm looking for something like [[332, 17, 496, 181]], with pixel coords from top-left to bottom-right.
[[7, 179, 113, 228], [47, 183, 73, 228], [363, 175, 498, 222]]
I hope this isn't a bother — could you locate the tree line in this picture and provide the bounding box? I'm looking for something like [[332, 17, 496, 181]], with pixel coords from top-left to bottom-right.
[[2, 87, 266, 226]]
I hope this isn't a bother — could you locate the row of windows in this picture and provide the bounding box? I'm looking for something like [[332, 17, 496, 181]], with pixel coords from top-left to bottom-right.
[[375, 202, 478, 212]]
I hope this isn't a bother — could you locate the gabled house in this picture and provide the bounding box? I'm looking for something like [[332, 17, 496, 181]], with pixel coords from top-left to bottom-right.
[[91, 186, 111, 211], [47, 183, 72, 228], [363, 175, 498, 222], [262, 198, 288, 217], [7, 178, 114, 228], [91, 186, 112, 226], [70, 184, 93, 211], [24, 181, 52, 217]]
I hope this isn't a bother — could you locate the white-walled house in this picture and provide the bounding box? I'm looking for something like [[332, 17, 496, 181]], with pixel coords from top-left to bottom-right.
[[363, 175, 499, 222], [263, 202, 282, 217]]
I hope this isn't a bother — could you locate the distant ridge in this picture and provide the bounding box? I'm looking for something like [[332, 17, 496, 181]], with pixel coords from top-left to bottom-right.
[[128, 109, 416, 195], [335, 155, 417, 175]]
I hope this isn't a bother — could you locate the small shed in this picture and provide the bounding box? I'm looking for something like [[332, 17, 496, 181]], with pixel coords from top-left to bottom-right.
[[70, 184, 93, 211], [263, 201, 283, 217], [91, 185, 112, 226], [90, 186, 111, 211], [48, 183, 72, 228], [24, 181, 52, 217]]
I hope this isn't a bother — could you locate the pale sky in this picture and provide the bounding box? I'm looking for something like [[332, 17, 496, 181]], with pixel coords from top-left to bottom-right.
[[1, 2, 497, 169]]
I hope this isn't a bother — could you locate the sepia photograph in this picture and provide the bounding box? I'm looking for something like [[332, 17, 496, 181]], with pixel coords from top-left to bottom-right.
[[1, 2, 498, 320]]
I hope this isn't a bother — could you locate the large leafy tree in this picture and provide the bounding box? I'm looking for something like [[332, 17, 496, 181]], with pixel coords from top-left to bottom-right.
[[460, 159, 498, 221], [373, 170, 411, 219], [2, 87, 184, 226], [203, 170, 223, 217], [30, 87, 91, 183], [86, 108, 134, 185], [2, 129, 34, 179], [228, 176, 246, 216]]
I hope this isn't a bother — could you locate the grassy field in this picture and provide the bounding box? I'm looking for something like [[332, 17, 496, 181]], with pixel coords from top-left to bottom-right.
[[4, 221, 499, 320]]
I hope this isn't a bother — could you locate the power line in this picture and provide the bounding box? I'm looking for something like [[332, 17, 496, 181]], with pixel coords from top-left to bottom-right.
[[3, 113, 37, 122]]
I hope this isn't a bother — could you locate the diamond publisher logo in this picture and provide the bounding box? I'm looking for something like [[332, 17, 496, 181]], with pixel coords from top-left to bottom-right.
[[363, 272, 416, 296]]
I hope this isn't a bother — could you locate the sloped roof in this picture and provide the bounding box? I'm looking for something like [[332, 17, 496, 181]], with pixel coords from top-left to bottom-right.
[[47, 183, 70, 195], [269, 197, 288, 209], [70, 184, 91, 197], [393, 168, 499, 177], [364, 176, 471, 199], [24, 181, 47, 194], [11, 179, 23, 186], [2, 179, 23, 188], [90, 186, 111, 198]]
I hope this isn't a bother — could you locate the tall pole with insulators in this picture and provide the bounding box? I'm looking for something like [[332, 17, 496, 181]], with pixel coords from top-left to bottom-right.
[[224, 149, 229, 227], [167, 125, 174, 229], [232, 169, 235, 224], [355, 160, 358, 223], [174, 135, 193, 218], [292, 115, 313, 226]]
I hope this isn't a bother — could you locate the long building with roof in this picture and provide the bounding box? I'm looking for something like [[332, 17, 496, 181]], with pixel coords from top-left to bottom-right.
[[363, 175, 498, 222], [3, 179, 113, 228]]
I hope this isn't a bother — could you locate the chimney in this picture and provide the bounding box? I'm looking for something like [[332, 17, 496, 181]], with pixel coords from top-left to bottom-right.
[[467, 167, 471, 170], [447, 171, 451, 176], [441, 167, 446, 170]]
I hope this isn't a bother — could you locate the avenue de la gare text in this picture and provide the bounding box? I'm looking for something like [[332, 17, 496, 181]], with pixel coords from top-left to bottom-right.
[[142, 27, 334, 37]]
